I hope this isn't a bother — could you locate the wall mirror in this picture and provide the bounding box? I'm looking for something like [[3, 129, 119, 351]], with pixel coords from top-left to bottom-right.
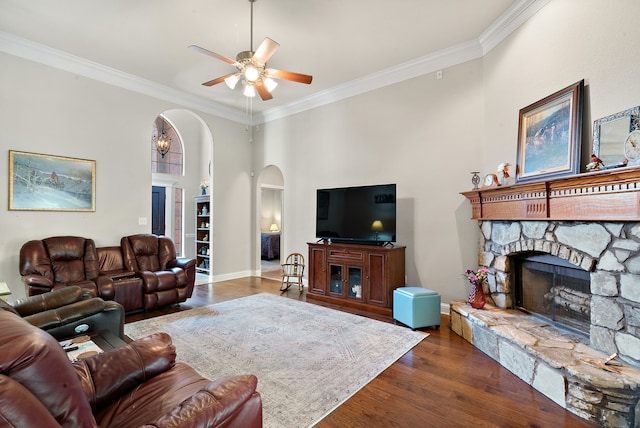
[[592, 106, 640, 168]]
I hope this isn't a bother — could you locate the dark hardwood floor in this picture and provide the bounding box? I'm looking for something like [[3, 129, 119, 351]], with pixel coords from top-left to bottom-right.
[[126, 277, 598, 428]]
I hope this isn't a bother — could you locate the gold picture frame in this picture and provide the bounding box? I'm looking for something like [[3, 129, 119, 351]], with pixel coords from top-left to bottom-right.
[[516, 80, 584, 183], [9, 150, 96, 211]]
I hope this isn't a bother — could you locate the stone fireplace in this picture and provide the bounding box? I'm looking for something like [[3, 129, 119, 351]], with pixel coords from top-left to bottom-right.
[[479, 219, 640, 366], [515, 253, 591, 335], [456, 169, 640, 427]]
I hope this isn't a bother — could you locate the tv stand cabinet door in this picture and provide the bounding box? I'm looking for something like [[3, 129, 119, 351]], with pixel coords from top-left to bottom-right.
[[309, 245, 327, 294], [366, 251, 386, 306]]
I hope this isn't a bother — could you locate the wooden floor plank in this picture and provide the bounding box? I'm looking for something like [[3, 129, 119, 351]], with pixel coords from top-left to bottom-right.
[[126, 278, 599, 427]]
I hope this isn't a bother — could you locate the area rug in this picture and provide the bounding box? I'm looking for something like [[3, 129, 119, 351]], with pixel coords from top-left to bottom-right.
[[125, 293, 426, 428]]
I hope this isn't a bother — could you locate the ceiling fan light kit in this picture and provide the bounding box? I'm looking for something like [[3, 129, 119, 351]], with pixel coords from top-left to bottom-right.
[[189, 0, 312, 101]]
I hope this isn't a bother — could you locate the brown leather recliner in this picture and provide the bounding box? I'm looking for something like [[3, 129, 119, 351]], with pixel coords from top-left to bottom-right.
[[19, 236, 115, 299], [0, 308, 263, 427], [0, 285, 125, 340], [121, 234, 196, 310]]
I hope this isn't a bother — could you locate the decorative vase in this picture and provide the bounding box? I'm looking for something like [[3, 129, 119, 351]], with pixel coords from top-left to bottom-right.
[[201, 188, 206, 195], [468, 281, 486, 309]]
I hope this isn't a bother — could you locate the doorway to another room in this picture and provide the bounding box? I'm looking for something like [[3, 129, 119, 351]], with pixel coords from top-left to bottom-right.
[[260, 186, 282, 280], [257, 166, 284, 281]]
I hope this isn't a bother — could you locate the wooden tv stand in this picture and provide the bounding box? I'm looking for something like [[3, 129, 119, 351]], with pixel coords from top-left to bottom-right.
[[307, 242, 406, 316]]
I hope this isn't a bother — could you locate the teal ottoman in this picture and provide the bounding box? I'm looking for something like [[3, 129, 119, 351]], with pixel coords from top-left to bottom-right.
[[393, 287, 441, 330]]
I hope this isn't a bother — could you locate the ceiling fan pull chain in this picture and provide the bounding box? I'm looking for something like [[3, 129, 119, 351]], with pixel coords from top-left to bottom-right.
[[249, 0, 254, 53]]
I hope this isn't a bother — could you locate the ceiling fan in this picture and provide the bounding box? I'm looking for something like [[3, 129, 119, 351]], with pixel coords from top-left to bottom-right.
[[189, 0, 312, 101]]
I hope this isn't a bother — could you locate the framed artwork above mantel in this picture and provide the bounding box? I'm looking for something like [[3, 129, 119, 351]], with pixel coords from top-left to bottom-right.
[[515, 80, 584, 183]]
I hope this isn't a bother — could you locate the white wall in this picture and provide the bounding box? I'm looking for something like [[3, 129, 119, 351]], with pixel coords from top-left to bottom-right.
[[255, 0, 640, 304], [254, 59, 485, 304], [0, 53, 250, 300], [483, 0, 640, 171]]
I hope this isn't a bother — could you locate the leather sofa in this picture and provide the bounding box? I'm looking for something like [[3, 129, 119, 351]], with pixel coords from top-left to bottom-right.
[[20, 235, 196, 313], [0, 307, 263, 427], [19, 236, 115, 299], [0, 285, 125, 340], [121, 234, 196, 310]]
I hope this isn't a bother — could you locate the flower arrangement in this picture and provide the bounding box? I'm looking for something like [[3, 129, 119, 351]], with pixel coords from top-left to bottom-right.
[[200, 179, 209, 191], [463, 267, 489, 309], [463, 267, 490, 286]]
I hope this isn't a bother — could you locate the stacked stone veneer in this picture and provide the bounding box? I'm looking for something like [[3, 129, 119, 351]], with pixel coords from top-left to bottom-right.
[[479, 220, 640, 368], [450, 302, 640, 427], [450, 220, 640, 427]]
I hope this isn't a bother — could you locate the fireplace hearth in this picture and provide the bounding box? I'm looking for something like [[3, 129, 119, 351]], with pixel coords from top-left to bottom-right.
[[458, 169, 640, 426], [451, 219, 640, 427]]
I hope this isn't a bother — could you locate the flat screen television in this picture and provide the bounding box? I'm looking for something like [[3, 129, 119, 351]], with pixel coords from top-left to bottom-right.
[[315, 183, 396, 245]]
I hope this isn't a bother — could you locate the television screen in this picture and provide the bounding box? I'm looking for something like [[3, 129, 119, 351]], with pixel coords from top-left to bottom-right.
[[315, 184, 396, 244]]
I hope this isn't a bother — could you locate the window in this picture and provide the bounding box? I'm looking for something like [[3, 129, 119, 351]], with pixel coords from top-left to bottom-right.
[[151, 116, 183, 175]]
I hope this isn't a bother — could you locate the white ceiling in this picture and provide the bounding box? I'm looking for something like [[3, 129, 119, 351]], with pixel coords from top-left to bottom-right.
[[0, 0, 547, 122]]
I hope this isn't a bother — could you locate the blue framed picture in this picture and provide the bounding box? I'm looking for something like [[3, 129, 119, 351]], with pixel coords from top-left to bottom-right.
[[9, 150, 96, 211]]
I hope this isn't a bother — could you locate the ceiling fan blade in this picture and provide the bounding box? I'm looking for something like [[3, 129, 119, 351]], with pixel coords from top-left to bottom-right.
[[265, 68, 313, 84], [202, 73, 236, 87], [252, 37, 280, 65], [188, 45, 237, 66], [255, 81, 274, 101]]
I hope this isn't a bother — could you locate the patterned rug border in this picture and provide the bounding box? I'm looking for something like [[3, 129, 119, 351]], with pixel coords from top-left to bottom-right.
[[125, 293, 427, 427]]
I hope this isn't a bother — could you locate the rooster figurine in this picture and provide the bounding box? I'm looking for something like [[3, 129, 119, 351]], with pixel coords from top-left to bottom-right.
[[497, 162, 510, 185], [586, 153, 605, 171]]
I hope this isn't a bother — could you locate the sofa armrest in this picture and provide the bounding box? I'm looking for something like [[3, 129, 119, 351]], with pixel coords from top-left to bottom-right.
[[21, 274, 53, 294], [138, 271, 159, 293], [152, 374, 261, 428], [94, 275, 115, 301], [74, 332, 176, 411], [173, 257, 196, 271], [12, 285, 85, 316], [22, 297, 106, 330]]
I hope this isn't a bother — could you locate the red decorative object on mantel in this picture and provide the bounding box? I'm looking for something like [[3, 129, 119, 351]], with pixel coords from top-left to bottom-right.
[[464, 267, 489, 309]]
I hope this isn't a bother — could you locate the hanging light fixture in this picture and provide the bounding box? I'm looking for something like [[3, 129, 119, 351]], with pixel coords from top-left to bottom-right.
[[189, 0, 312, 101], [154, 116, 172, 158]]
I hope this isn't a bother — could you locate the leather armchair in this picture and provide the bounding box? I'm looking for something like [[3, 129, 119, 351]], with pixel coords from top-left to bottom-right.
[[0, 285, 125, 340], [19, 236, 115, 300], [0, 309, 263, 427], [121, 234, 196, 310]]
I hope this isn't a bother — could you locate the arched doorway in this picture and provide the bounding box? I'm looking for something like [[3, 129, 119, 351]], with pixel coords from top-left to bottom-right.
[[150, 109, 213, 283]]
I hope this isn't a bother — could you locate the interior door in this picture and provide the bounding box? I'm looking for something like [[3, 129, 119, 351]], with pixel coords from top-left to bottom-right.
[[151, 186, 166, 236]]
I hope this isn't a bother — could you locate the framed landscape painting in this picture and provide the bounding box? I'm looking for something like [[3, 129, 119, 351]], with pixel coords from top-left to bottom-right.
[[8, 150, 96, 211], [515, 80, 584, 183]]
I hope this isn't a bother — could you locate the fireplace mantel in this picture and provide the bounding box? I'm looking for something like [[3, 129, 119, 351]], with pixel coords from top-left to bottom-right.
[[461, 166, 640, 221]]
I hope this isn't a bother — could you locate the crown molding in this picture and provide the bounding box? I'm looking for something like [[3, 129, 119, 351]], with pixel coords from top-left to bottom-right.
[[479, 0, 551, 54], [257, 39, 483, 124], [256, 0, 550, 124], [0, 0, 548, 125], [0, 31, 246, 124]]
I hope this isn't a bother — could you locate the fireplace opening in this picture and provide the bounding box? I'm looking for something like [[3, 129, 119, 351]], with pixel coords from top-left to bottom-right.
[[514, 253, 591, 336]]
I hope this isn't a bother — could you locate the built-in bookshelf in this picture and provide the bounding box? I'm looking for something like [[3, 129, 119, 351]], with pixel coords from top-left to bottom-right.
[[194, 195, 211, 274]]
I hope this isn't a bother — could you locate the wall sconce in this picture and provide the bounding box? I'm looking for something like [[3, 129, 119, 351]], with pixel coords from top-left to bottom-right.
[[270, 223, 279, 232]]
